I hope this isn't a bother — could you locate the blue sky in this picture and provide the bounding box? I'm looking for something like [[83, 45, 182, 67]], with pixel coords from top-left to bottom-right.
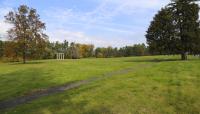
[[0, 0, 169, 47]]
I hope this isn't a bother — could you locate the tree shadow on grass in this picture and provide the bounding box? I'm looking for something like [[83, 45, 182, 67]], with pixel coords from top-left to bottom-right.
[[4, 81, 112, 114], [34, 84, 112, 114], [9, 61, 45, 65], [0, 67, 54, 102], [124, 58, 182, 63]]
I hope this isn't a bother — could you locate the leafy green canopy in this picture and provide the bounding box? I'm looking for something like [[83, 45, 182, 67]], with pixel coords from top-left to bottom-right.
[[146, 0, 200, 60]]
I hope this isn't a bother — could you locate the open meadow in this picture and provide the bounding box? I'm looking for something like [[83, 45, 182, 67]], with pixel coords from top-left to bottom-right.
[[0, 56, 200, 114], [1, 0, 200, 113]]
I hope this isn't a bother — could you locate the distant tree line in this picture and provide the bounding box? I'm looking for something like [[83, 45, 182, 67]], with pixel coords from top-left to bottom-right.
[[95, 44, 149, 58], [0, 39, 150, 61]]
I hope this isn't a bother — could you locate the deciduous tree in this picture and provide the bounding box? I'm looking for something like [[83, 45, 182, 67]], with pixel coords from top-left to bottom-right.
[[5, 5, 48, 63]]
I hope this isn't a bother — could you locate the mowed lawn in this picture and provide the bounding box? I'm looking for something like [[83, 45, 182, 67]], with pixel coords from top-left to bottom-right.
[[0, 56, 200, 114]]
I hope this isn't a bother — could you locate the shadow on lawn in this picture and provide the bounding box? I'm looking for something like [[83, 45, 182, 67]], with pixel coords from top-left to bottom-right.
[[124, 58, 182, 63], [32, 84, 112, 114], [0, 67, 54, 101], [9, 61, 45, 65]]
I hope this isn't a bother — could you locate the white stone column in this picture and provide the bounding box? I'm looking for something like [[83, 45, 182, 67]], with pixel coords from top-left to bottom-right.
[[57, 53, 65, 60]]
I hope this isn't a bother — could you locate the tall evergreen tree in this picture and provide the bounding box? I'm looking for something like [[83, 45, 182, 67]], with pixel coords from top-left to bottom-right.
[[146, 7, 176, 55], [170, 0, 200, 60], [146, 0, 200, 60]]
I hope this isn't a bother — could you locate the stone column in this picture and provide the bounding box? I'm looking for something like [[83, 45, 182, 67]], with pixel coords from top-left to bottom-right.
[[59, 53, 60, 60]]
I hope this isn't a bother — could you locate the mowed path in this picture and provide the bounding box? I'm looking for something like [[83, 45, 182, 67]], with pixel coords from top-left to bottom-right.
[[0, 63, 153, 111]]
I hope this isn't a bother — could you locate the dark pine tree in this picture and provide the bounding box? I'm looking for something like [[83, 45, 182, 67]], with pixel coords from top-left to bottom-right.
[[146, 0, 200, 60]]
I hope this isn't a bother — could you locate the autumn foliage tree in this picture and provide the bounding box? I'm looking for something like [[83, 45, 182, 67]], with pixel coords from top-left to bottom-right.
[[0, 40, 4, 58], [78, 44, 94, 58], [4, 41, 19, 61], [5, 5, 48, 63]]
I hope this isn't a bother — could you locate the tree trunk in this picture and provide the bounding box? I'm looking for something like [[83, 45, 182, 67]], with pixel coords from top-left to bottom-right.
[[181, 52, 187, 60], [23, 42, 26, 64], [23, 51, 26, 64]]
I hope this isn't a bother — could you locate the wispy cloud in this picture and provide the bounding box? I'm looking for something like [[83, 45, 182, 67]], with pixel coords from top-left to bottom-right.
[[47, 29, 111, 47], [43, 0, 170, 29], [47, 29, 142, 47], [0, 7, 12, 38], [0, 0, 171, 46]]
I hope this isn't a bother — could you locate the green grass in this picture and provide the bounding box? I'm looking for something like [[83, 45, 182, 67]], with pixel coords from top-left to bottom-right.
[[0, 56, 200, 114]]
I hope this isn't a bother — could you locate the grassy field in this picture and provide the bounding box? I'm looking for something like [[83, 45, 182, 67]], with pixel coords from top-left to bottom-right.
[[0, 56, 200, 114]]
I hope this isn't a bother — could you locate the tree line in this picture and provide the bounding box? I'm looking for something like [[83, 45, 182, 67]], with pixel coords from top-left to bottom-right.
[[0, 39, 149, 61], [95, 44, 149, 58]]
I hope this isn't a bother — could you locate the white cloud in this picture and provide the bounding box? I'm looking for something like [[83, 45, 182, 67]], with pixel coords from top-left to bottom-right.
[[0, 0, 171, 46], [47, 28, 146, 47], [104, 0, 169, 8], [43, 8, 75, 21], [42, 1, 170, 46], [89, 0, 170, 18], [0, 7, 12, 39], [44, 0, 170, 30], [47, 29, 112, 47], [0, 21, 11, 37]]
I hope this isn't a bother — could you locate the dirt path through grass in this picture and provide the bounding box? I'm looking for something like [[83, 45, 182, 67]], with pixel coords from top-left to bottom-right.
[[0, 63, 154, 111]]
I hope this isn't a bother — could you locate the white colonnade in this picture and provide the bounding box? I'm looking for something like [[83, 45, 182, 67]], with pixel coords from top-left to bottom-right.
[[57, 53, 65, 60]]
